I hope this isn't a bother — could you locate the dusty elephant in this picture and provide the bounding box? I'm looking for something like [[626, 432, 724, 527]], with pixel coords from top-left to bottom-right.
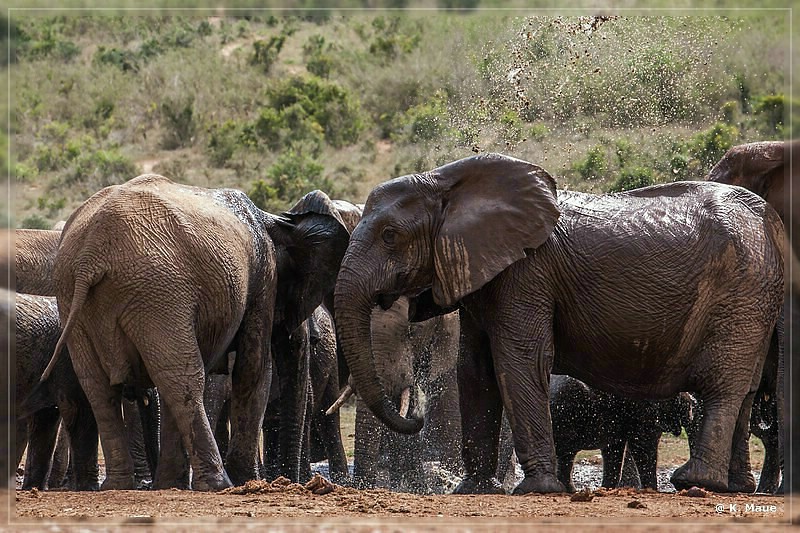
[[15, 293, 99, 490], [11, 226, 159, 489], [47, 175, 350, 490], [334, 153, 784, 494]]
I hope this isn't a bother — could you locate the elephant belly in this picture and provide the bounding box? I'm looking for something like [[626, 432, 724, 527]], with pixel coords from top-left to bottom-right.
[[552, 332, 690, 401]]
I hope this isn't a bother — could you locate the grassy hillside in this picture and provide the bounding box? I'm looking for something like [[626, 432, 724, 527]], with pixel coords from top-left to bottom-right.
[[5, 12, 791, 228]]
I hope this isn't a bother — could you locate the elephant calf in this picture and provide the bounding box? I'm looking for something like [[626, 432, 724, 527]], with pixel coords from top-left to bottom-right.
[[15, 292, 99, 490], [550, 374, 692, 492]]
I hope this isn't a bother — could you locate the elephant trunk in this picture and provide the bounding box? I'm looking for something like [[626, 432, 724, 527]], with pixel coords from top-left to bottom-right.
[[334, 273, 423, 435]]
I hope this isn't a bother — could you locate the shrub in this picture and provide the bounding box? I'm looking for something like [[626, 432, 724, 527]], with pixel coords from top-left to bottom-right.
[[573, 145, 608, 180], [399, 92, 450, 143], [94, 46, 139, 72], [21, 214, 51, 230], [256, 75, 364, 149], [14, 162, 36, 183], [752, 94, 785, 134], [608, 167, 655, 193], [67, 148, 138, 188], [249, 149, 331, 212], [682, 122, 740, 175], [160, 95, 196, 149], [206, 120, 240, 168], [251, 35, 286, 73]]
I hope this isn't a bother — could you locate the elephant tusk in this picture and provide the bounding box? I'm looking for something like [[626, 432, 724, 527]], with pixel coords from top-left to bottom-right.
[[398, 387, 411, 418], [325, 383, 354, 415]]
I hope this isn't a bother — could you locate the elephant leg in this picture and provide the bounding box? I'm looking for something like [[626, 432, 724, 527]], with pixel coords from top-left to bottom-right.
[[353, 397, 381, 489], [137, 389, 160, 486], [556, 452, 577, 493], [727, 389, 758, 493], [224, 296, 274, 486], [153, 403, 190, 490], [215, 399, 230, 462], [272, 323, 310, 483], [670, 396, 740, 493], [68, 323, 135, 490], [123, 398, 151, 488], [755, 426, 781, 494], [22, 408, 60, 490], [137, 331, 229, 492], [627, 432, 659, 490], [488, 312, 563, 494], [261, 399, 280, 481], [600, 437, 626, 489], [453, 310, 504, 495], [64, 420, 99, 492], [316, 382, 349, 484], [299, 386, 313, 483], [47, 423, 70, 489]]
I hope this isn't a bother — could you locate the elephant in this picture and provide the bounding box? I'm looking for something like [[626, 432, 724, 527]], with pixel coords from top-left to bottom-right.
[[259, 306, 349, 484], [9, 226, 159, 490], [344, 296, 462, 493], [8, 229, 61, 295], [45, 175, 350, 490], [549, 374, 693, 492], [707, 139, 798, 494], [15, 292, 99, 490], [333, 153, 785, 495]]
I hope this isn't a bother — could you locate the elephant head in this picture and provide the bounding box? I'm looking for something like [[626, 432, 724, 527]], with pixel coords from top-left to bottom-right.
[[270, 190, 352, 334], [706, 140, 792, 222], [334, 153, 560, 434]]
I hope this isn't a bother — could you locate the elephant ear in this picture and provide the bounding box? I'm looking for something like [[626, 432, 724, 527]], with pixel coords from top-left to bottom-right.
[[430, 153, 560, 307], [275, 190, 351, 332], [286, 190, 349, 235], [707, 141, 785, 198]]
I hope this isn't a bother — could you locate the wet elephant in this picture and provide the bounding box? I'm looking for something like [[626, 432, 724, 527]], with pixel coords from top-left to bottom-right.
[[334, 153, 784, 494]]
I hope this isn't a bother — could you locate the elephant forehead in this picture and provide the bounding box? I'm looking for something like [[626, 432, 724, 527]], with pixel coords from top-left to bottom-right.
[[364, 175, 435, 214]]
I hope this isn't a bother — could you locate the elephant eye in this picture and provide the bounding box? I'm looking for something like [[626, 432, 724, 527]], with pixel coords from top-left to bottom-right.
[[382, 227, 397, 245]]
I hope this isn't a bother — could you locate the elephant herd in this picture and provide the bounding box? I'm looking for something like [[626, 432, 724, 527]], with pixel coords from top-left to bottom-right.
[[7, 140, 794, 497]]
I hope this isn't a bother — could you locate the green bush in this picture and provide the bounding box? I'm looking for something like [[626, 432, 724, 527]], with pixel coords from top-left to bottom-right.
[[573, 145, 608, 180], [206, 120, 240, 168], [160, 95, 196, 149], [365, 16, 421, 65], [608, 167, 655, 193], [67, 148, 138, 188], [251, 35, 286, 74], [94, 46, 139, 72], [256, 75, 364, 149], [752, 94, 784, 134], [399, 92, 450, 143], [248, 149, 331, 212], [682, 122, 740, 176], [21, 214, 51, 230]]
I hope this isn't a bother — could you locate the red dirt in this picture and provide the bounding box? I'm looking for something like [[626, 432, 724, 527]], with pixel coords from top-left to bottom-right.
[[7, 486, 793, 532]]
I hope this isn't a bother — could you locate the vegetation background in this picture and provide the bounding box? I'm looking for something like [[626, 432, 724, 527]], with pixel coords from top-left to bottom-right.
[[2, 2, 793, 230]]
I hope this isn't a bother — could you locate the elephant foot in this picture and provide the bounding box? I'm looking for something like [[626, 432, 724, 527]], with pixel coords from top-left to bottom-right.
[[153, 473, 191, 490], [453, 476, 505, 495], [513, 474, 565, 495], [670, 459, 727, 493], [728, 471, 756, 493], [100, 475, 135, 491], [192, 471, 233, 492]]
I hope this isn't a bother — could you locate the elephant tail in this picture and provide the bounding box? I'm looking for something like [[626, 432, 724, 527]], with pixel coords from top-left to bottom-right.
[[40, 266, 103, 382]]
